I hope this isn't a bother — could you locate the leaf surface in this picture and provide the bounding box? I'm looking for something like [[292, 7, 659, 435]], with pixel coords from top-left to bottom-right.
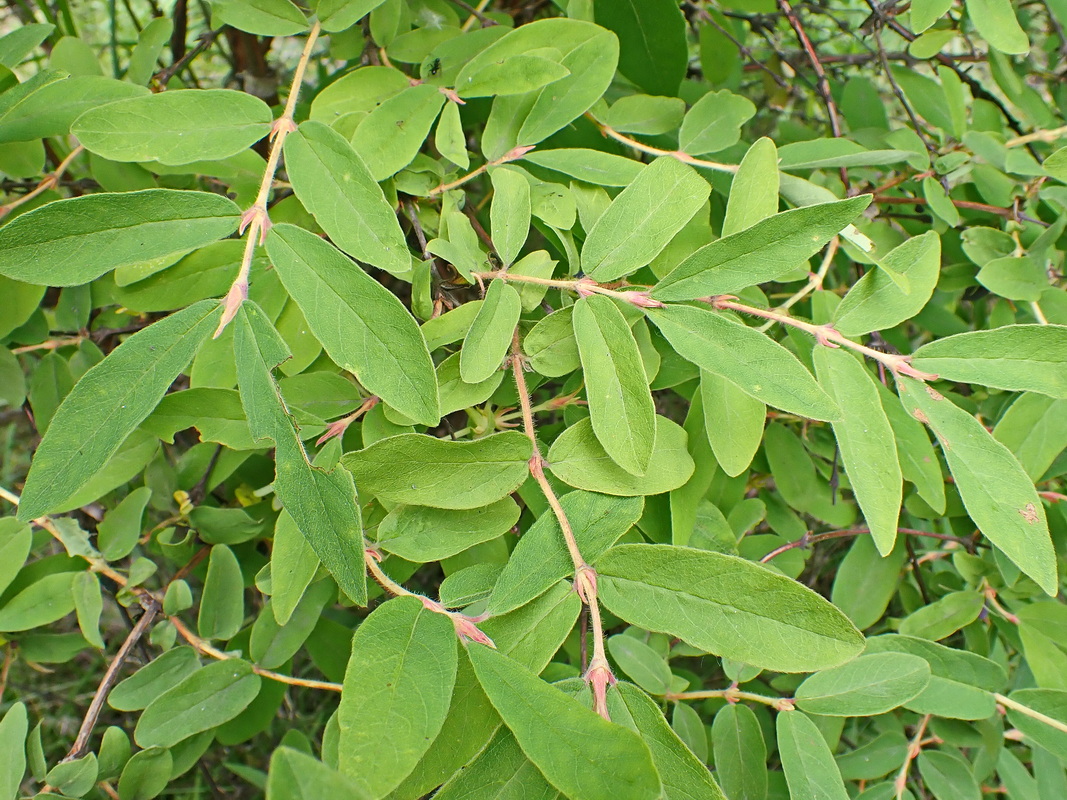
[[18, 301, 221, 520], [596, 544, 864, 672], [574, 295, 656, 476], [339, 596, 457, 797], [0, 190, 240, 286], [898, 378, 1057, 594], [267, 224, 439, 425]]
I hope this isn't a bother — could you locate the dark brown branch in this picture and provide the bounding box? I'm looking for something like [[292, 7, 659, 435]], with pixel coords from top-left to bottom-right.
[[759, 527, 982, 563], [63, 595, 161, 762], [154, 27, 222, 87]]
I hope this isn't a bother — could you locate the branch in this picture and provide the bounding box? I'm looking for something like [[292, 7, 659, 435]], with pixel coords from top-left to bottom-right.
[[759, 527, 980, 563], [215, 22, 322, 337], [63, 595, 160, 761], [584, 114, 739, 173], [0, 144, 84, 220], [510, 333, 614, 719], [666, 687, 795, 711]]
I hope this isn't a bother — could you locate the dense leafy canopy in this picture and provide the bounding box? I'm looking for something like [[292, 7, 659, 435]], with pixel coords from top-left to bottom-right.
[[1, 0, 1066, 798]]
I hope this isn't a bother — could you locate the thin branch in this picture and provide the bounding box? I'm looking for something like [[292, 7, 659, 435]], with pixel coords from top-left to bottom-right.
[[759, 527, 979, 563], [995, 692, 1067, 736], [154, 27, 222, 86], [667, 688, 795, 711], [63, 596, 160, 761], [0, 144, 84, 219], [585, 114, 739, 173], [428, 144, 535, 197], [215, 22, 322, 337], [511, 332, 614, 719], [895, 714, 931, 799]]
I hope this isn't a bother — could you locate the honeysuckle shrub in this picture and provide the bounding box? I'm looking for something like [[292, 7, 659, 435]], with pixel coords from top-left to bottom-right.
[[0, 0, 1066, 797]]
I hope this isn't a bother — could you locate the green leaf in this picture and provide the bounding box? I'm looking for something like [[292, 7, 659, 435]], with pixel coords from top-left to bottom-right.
[[608, 637, 672, 695], [117, 747, 171, 800], [831, 537, 907, 631], [109, 647, 201, 712], [73, 89, 273, 165], [678, 89, 756, 156], [488, 491, 643, 615], [435, 100, 468, 169], [17, 301, 221, 521], [0, 518, 31, 597], [460, 280, 522, 384], [574, 295, 656, 476], [699, 371, 764, 477], [865, 634, 1006, 720], [833, 232, 941, 336], [341, 431, 533, 509], [521, 148, 644, 187], [46, 753, 98, 797], [0, 190, 240, 286], [72, 571, 104, 649], [266, 223, 438, 425], [434, 726, 561, 799], [777, 711, 850, 800], [377, 497, 521, 562], [271, 511, 318, 626], [897, 378, 1057, 594], [126, 18, 173, 86], [993, 393, 1067, 481], [197, 545, 245, 641], [646, 304, 840, 422], [266, 747, 371, 800], [477, 19, 619, 156], [609, 683, 727, 799], [593, 0, 686, 96], [814, 348, 902, 554], [876, 379, 945, 513], [711, 704, 768, 800], [898, 590, 984, 641], [338, 596, 457, 797], [977, 255, 1048, 301], [795, 652, 930, 716], [596, 544, 864, 672], [466, 643, 660, 800], [1003, 689, 1067, 758], [603, 94, 685, 136], [213, 0, 309, 36], [722, 137, 779, 237], [918, 751, 981, 800], [351, 83, 446, 181], [458, 53, 570, 98], [912, 325, 1067, 398], [547, 416, 695, 496], [282, 121, 411, 275], [0, 703, 26, 800], [234, 304, 367, 606], [581, 157, 710, 282], [489, 166, 531, 267], [135, 660, 261, 748], [316, 0, 386, 32], [652, 196, 871, 300], [0, 75, 148, 144], [965, 0, 1029, 54], [912, 0, 953, 31]]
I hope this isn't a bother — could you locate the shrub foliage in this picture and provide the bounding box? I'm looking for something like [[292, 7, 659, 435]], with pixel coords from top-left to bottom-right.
[[1, 0, 1067, 797]]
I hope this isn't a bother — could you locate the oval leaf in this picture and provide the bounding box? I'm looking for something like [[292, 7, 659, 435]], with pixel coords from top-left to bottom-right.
[[795, 652, 931, 716], [898, 378, 1057, 594], [282, 121, 411, 276], [73, 89, 272, 165], [341, 431, 533, 509], [574, 294, 656, 476], [646, 304, 840, 421], [652, 196, 871, 300], [467, 643, 660, 800], [582, 157, 710, 282], [134, 660, 261, 748], [339, 596, 458, 797], [0, 190, 240, 287], [267, 224, 439, 426], [17, 300, 222, 521], [596, 544, 864, 672], [460, 280, 522, 384]]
